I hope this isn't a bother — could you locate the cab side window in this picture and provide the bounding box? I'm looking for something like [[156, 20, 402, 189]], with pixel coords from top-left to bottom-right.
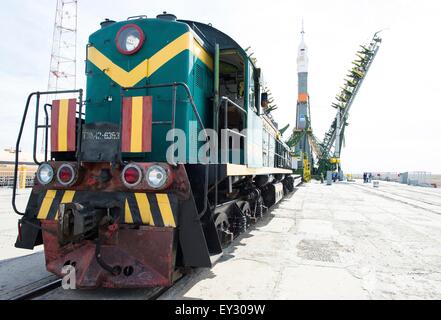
[[248, 66, 256, 113]]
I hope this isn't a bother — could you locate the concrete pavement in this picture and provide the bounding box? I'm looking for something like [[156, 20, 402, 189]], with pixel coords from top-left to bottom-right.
[[161, 180, 441, 300], [0, 189, 41, 261]]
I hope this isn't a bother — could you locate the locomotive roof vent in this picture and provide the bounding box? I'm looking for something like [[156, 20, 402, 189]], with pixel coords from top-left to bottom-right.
[[100, 18, 116, 29], [157, 12, 177, 21]]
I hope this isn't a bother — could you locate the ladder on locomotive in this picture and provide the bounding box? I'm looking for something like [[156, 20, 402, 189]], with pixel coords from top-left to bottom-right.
[[12, 89, 84, 215], [218, 49, 248, 165]]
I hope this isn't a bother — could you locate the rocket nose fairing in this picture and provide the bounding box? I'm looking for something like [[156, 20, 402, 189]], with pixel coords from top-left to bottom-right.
[[297, 32, 308, 73]]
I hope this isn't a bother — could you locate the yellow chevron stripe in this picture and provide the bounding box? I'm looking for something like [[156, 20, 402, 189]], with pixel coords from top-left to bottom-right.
[[54, 191, 76, 220], [156, 194, 176, 228], [58, 99, 69, 152], [192, 39, 213, 70], [131, 96, 144, 152], [87, 32, 213, 87], [125, 199, 134, 224], [147, 32, 191, 76], [135, 193, 154, 225], [37, 190, 57, 220]]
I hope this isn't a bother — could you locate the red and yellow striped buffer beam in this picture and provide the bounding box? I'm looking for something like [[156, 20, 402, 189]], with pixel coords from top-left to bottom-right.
[[121, 96, 153, 153], [51, 99, 77, 152]]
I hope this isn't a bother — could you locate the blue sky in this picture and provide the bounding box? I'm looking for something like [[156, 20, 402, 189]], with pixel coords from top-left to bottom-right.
[[1, 0, 440, 173]]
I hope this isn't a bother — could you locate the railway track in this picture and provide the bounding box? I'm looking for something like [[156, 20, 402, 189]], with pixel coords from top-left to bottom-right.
[[390, 187, 441, 198], [376, 186, 440, 208], [350, 183, 441, 215], [11, 279, 177, 300], [11, 279, 62, 300], [10, 244, 227, 300], [382, 187, 441, 201], [379, 190, 441, 207]]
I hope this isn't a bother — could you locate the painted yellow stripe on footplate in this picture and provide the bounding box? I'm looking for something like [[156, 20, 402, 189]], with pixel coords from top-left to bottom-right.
[[156, 194, 176, 227], [135, 193, 154, 225], [54, 191, 76, 220], [125, 199, 133, 224], [37, 190, 57, 220]]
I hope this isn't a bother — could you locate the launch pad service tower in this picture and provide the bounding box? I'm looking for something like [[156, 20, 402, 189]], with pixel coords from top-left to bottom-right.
[[295, 24, 313, 171]]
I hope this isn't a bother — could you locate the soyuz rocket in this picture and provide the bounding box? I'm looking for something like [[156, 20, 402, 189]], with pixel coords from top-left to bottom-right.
[[296, 25, 309, 130], [295, 24, 312, 168]]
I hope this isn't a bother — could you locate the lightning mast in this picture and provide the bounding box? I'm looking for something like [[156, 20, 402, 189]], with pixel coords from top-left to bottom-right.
[[42, 0, 78, 153], [47, 0, 78, 92]]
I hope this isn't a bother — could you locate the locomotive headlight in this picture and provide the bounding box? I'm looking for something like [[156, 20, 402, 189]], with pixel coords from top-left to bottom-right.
[[122, 164, 143, 188], [57, 164, 77, 186], [125, 34, 140, 51], [116, 24, 145, 55], [146, 165, 168, 189], [37, 163, 54, 185]]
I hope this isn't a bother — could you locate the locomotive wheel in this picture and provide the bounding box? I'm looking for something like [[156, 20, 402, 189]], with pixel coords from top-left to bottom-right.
[[256, 196, 265, 217], [287, 180, 294, 193], [214, 212, 233, 246], [241, 202, 254, 224]]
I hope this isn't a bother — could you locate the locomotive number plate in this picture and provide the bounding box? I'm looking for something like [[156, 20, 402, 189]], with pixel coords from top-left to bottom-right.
[[81, 123, 121, 162]]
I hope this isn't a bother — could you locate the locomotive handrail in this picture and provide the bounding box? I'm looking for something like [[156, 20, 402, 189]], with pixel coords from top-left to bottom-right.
[[40, 104, 86, 164], [42, 104, 51, 163], [121, 82, 210, 219], [12, 89, 83, 216], [219, 96, 247, 114], [219, 96, 247, 164]]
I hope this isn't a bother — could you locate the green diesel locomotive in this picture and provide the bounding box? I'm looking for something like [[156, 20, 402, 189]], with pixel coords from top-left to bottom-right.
[[13, 13, 298, 288]]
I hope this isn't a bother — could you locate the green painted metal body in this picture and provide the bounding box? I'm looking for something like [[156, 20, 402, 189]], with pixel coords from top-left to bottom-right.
[[85, 19, 214, 163]]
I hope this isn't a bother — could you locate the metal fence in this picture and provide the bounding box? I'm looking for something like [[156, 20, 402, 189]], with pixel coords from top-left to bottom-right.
[[352, 171, 436, 188], [351, 172, 401, 182], [0, 169, 36, 188]]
